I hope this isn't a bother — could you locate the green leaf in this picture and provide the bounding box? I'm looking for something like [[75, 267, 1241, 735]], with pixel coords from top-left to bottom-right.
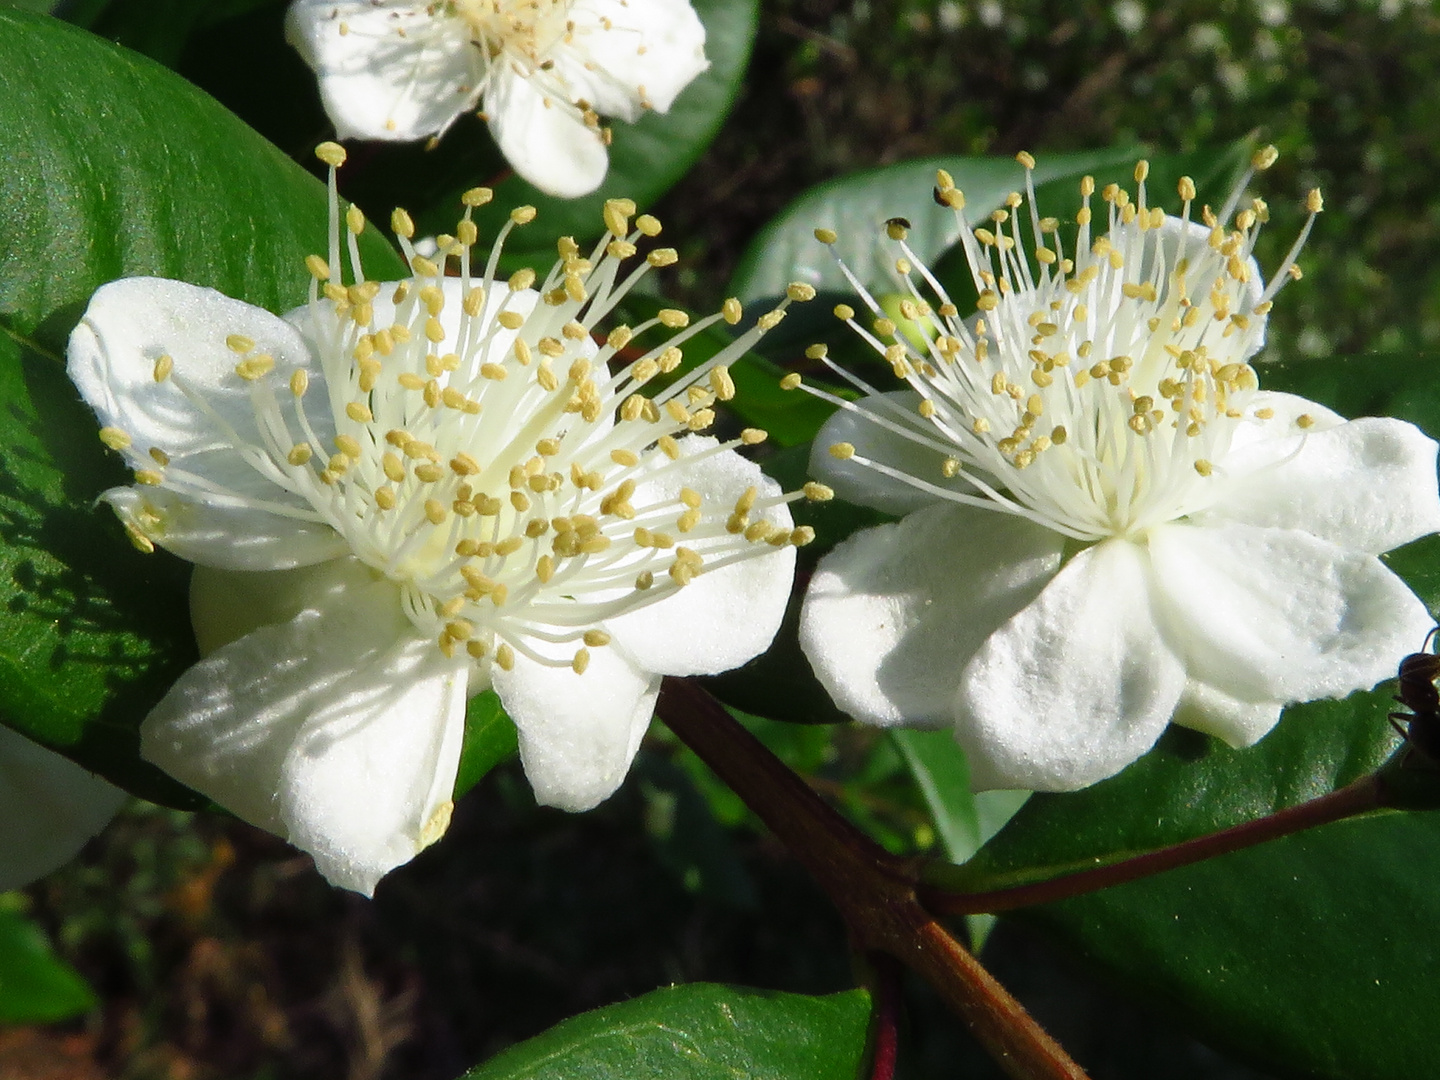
[[0, 895, 96, 1024], [936, 346, 1440, 1078], [461, 983, 872, 1080], [389, 0, 757, 249], [0, 11, 404, 803], [453, 692, 519, 800]]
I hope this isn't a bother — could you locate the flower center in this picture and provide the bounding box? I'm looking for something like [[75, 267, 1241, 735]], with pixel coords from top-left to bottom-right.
[[113, 147, 821, 676], [451, 0, 570, 62], [796, 149, 1322, 543]]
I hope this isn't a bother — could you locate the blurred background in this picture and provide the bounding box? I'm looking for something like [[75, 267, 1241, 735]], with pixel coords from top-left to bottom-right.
[[6, 0, 1439, 1076]]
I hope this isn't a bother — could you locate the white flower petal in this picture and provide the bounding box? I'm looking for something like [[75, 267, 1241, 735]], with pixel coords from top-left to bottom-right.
[[141, 579, 469, 896], [0, 726, 126, 891], [493, 639, 657, 812], [955, 539, 1187, 792], [189, 556, 380, 656], [104, 487, 346, 573], [809, 391, 977, 516], [1211, 407, 1440, 554], [554, 0, 708, 119], [1172, 679, 1285, 748], [285, 0, 482, 140], [486, 68, 610, 198], [604, 437, 795, 675], [800, 504, 1064, 728], [68, 277, 320, 465], [1148, 520, 1433, 703], [68, 277, 334, 550]]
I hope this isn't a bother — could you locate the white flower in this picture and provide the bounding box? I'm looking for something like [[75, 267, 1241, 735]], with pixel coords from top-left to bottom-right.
[[285, 0, 709, 198], [796, 150, 1440, 793], [0, 725, 125, 891], [66, 144, 812, 895]]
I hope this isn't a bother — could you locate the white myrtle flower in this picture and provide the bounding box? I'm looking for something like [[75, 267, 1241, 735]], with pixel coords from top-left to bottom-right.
[[0, 725, 125, 891], [794, 149, 1440, 792], [285, 0, 709, 198], [66, 143, 815, 895]]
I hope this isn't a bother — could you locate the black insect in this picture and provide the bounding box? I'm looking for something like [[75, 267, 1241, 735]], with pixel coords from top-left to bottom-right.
[[1390, 627, 1440, 761], [885, 216, 912, 230]]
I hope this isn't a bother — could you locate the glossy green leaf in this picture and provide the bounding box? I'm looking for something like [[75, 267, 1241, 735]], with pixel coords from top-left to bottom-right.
[[0, 896, 96, 1024], [936, 347, 1440, 1079], [0, 11, 405, 803], [461, 983, 871, 1080], [398, 0, 757, 249]]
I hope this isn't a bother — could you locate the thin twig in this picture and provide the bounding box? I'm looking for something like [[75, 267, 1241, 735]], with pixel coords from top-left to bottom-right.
[[919, 774, 1388, 916]]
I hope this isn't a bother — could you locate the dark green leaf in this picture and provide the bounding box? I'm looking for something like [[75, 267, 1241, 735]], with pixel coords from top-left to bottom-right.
[[0, 11, 404, 803], [461, 983, 871, 1080], [0, 897, 96, 1024]]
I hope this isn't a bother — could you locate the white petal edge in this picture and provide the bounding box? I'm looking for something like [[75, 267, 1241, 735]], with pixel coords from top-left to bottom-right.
[[486, 67, 610, 198], [285, 0, 482, 141], [1148, 520, 1435, 704], [1171, 679, 1285, 748], [808, 391, 978, 517], [955, 538, 1188, 792], [104, 487, 347, 573], [0, 726, 126, 891], [800, 503, 1064, 729], [554, 0, 709, 119], [1210, 408, 1440, 554], [68, 277, 319, 466], [493, 639, 657, 812], [603, 436, 796, 676], [141, 579, 469, 896]]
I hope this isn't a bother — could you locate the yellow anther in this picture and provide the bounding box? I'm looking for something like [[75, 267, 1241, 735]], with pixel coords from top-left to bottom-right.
[[315, 142, 346, 167], [833, 303, 855, 321], [134, 469, 164, 485], [803, 481, 834, 502], [496, 644, 515, 671], [1252, 144, 1279, 170], [462, 187, 492, 207], [779, 373, 802, 391], [345, 204, 365, 236], [225, 334, 255, 354], [647, 248, 678, 267], [510, 206, 537, 225], [740, 428, 767, 445], [391, 208, 415, 238], [235, 354, 275, 381], [787, 282, 817, 302], [710, 366, 736, 401], [829, 442, 856, 460], [1016, 150, 1036, 169], [814, 227, 838, 244]]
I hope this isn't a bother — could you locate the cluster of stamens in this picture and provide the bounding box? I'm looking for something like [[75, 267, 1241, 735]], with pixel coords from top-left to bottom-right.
[[786, 147, 1322, 542], [102, 142, 822, 675]]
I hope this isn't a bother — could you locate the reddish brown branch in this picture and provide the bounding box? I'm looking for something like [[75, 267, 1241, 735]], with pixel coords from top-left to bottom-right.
[[919, 774, 1388, 916], [657, 678, 1090, 1080]]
